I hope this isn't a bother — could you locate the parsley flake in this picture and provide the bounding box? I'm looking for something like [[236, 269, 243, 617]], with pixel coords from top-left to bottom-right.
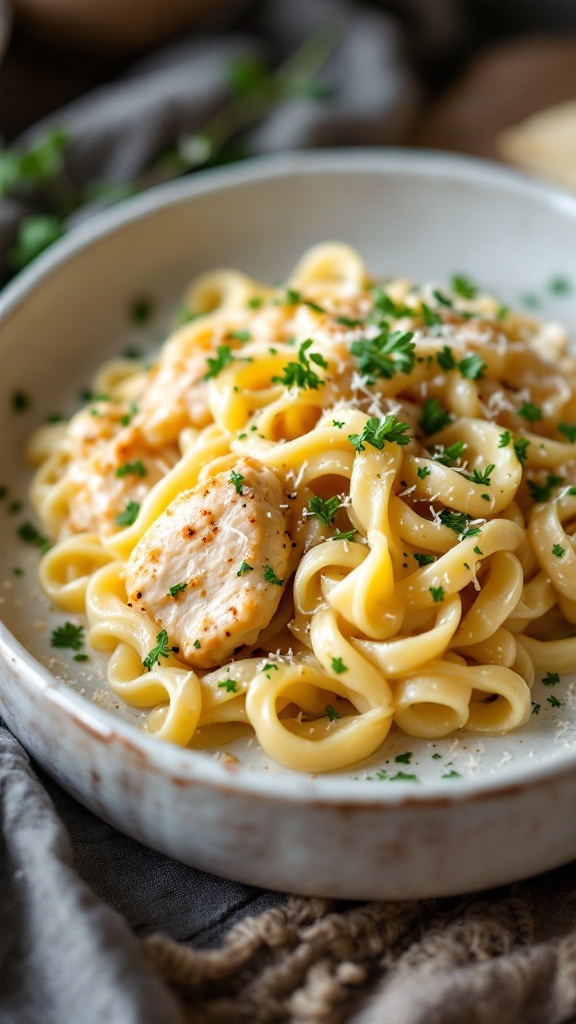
[[272, 339, 327, 391], [395, 751, 413, 764], [429, 585, 445, 603], [308, 494, 340, 526], [459, 353, 487, 380], [230, 470, 244, 494], [438, 509, 471, 535], [348, 415, 411, 452], [263, 565, 284, 586], [390, 771, 418, 782], [143, 630, 177, 671], [115, 460, 146, 478], [202, 344, 235, 381], [532, 701, 541, 715], [558, 422, 576, 444], [51, 622, 85, 651], [527, 473, 563, 503], [437, 346, 456, 371], [451, 274, 477, 299], [416, 466, 431, 479], [350, 328, 415, 382], [442, 770, 461, 779], [466, 463, 495, 486], [548, 695, 562, 709], [218, 679, 238, 693], [330, 656, 348, 675], [552, 544, 565, 558], [498, 431, 512, 448], [18, 521, 50, 553], [332, 419, 344, 428], [518, 401, 543, 422], [514, 437, 530, 464], [419, 398, 451, 436], [116, 501, 140, 527], [332, 529, 356, 542], [543, 672, 560, 686], [433, 441, 465, 467], [237, 561, 254, 576], [413, 553, 437, 567], [325, 704, 341, 721], [168, 582, 187, 598], [193, 639, 201, 649]]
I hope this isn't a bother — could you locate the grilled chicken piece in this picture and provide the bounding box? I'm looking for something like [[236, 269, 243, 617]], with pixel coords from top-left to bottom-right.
[[124, 458, 291, 668]]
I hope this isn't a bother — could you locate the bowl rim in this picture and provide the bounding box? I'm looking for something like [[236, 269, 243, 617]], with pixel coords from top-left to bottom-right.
[[3, 146, 576, 806]]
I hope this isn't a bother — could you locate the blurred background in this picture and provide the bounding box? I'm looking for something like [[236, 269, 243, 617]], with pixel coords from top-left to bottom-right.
[[1, 0, 576, 276]]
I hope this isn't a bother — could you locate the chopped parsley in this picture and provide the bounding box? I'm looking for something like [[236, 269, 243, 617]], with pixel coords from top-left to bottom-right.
[[451, 274, 477, 299], [517, 401, 543, 422], [11, 390, 30, 413], [371, 287, 411, 319], [433, 441, 465, 467], [350, 328, 415, 382], [441, 770, 461, 779], [228, 329, 251, 343], [115, 460, 146, 478], [230, 470, 244, 494], [271, 338, 327, 391], [262, 662, 279, 678], [552, 544, 565, 558], [547, 695, 562, 709], [514, 437, 530, 464], [330, 656, 348, 674], [143, 630, 177, 671], [73, 653, 89, 662], [119, 401, 138, 427], [473, 545, 483, 555], [419, 398, 451, 436], [116, 501, 140, 527], [532, 701, 541, 715], [348, 415, 411, 452], [51, 622, 85, 651], [558, 422, 576, 443], [325, 704, 341, 721], [466, 463, 495, 486], [201, 344, 235, 381], [335, 315, 363, 327], [438, 509, 471, 535], [543, 672, 560, 686], [263, 565, 284, 586], [527, 473, 563, 503], [413, 553, 437, 567], [237, 561, 254, 576], [332, 529, 356, 542], [416, 466, 431, 479], [549, 275, 572, 295], [307, 494, 340, 526], [421, 303, 441, 327], [168, 582, 187, 598], [429, 585, 445, 603], [247, 296, 263, 309], [459, 353, 487, 380], [18, 521, 50, 553], [332, 419, 344, 428], [218, 679, 238, 693], [498, 430, 512, 448], [389, 771, 418, 782], [395, 751, 412, 764], [437, 346, 456, 371], [130, 296, 153, 324], [193, 639, 201, 649], [433, 289, 453, 308]]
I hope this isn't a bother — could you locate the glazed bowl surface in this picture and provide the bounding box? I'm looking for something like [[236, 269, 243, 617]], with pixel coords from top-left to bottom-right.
[[2, 149, 576, 898]]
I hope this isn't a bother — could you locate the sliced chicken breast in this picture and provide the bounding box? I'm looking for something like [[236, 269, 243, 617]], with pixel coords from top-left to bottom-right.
[[124, 458, 291, 668]]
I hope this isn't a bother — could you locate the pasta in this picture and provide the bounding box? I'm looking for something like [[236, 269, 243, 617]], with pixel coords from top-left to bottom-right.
[[27, 243, 576, 772]]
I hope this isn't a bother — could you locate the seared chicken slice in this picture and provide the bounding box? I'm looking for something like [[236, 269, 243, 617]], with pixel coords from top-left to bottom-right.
[[124, 458, 291, 668]]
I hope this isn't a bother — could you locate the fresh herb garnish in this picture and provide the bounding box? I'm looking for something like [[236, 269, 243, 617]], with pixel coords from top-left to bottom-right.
[[307, 494, 340, 526], [350, 328, 415, 382], [51, 622, 85, 651], [429, 585, 445, 603], [437, 346, 456, 371], [230, 470, 244, 494], [527, 473, 563, 503], [116, 500, 140, 527], [558, 422, 576, 443], [416, 466, 431, 479], [263, 565, 284, 586], [115, 460, 146, 478], [438, 509, 473, 536], [451, 274, 477, 299], [433, 441, 465, 467], [229, 329, 251, 342], [168, 582, 187, 598], [272, 338, 327, 391], [395, 751, 413, 764], [548, 695, 562, 708], [518, 401, 543, 422], [201, 344, 235, 381], [143, 630, 177, 671], [419, 398, 451, 436], [18, 521, 50, 553], [498, 431, 512, 448], [348, 415, 411, 452], [237, 561, 254, 576], [552, 544, 565, 558], [119, 401, 138, 427], [459, 353, 487, 380], [466, 463, 495, 486], [543, 672, 560, 686], [421, 303, 441, 327], [514, 437, 530, 464], [130, 297, 153, 324], [330, 656, 348, 674], [332, 529, 356, 542], [218, 679, 238, 693], [413, 553, 437, 567], [325, 704, 341, 721]]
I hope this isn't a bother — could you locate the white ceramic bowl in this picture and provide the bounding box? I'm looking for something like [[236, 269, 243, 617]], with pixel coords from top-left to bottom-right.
[[2, 150, 576, 899]]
